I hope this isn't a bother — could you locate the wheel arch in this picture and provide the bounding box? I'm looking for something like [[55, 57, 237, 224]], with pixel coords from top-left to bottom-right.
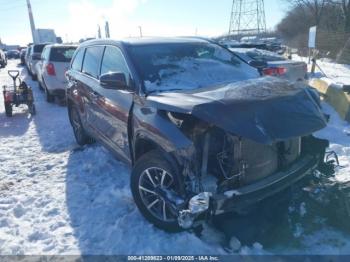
[[132, 136, 183, 183], [133, 137, 162, 163]]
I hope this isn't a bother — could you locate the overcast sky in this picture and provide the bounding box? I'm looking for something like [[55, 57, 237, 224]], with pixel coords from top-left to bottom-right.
[[0, 0, 288, 45]]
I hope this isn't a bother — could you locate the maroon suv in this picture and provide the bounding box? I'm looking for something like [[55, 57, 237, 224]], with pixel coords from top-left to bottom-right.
[[66, 37, 331, 232]]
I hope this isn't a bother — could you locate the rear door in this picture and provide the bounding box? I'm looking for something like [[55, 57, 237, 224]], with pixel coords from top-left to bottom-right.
[[92, 45, 134, 163], [67, 47, 91, 129], [80, 46, 105, 137]]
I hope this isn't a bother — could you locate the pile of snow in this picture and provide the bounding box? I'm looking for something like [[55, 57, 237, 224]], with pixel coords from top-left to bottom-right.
[[315, 60, 350, 87], [293, 55, 350, 87]]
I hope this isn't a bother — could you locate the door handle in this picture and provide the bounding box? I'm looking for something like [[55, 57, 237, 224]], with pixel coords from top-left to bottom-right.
[[91, 91, 99, 99]]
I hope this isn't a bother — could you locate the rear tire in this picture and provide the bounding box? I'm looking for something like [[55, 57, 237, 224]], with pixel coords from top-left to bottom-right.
[[28, 103, 36, 115], [5, 103, 12, 117], [38, 81, 44, 91], [131, 150, 183, 232], [69, 106, 94, 146], [45, 87, 54, 103]]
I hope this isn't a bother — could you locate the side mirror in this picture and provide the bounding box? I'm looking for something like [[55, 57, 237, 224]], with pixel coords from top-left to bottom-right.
[[248, 60, 267, 69], [100, 72, 127, 89]]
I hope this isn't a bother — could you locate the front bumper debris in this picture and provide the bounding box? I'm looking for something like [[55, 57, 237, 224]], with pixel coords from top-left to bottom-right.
[[177, 155, 321, 229], [178, 192, 211, 229], [212, 154, 320, 215]]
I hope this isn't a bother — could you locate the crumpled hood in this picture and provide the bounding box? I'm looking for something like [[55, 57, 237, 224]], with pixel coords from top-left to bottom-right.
[[146, 77, 327, 144]]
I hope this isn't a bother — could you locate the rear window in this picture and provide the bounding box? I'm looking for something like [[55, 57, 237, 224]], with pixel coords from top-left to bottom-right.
[[33, 44, 46, 53], [50, 47, 77, 62]]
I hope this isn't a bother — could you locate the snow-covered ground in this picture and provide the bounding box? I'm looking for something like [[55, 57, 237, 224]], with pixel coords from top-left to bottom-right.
[[294, 55, 350, 87], [0, 60, 349, 255]]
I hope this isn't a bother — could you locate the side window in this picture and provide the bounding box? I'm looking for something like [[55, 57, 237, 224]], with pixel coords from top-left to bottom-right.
[[41, 48, 46, 60], [82, 46, 104, 79], [101, 46, 130, 84], [42, 48, 50, 60], [71, 48, 85, 72]]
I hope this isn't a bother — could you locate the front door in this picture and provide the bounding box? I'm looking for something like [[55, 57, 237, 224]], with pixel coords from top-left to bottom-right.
[[93, 45, 134, 163]]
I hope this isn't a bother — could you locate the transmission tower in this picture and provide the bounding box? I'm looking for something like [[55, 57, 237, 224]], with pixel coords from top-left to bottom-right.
[[228, 0, 267, 37]]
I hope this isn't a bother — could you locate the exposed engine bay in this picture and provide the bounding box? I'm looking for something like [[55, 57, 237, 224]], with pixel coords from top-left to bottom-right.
[[165, 111, 335, 229], [169, 112, 302, 192]]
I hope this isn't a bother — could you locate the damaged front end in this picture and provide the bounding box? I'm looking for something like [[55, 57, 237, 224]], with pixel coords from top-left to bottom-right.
[[146, 77, 337, 229], [167, 116, 334, 229]]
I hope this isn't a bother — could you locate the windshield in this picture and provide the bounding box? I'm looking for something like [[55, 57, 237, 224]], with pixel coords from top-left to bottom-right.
[[50, 47, 77, 62], [128, 42, 260, 93]]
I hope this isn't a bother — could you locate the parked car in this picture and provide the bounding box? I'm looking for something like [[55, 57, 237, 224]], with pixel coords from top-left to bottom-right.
[[0, 49, 7, 68], [66, 37, 331, 232], [231, 48, 308, 82], [20, 48, 27, 65], [27, 43, 49, 80], [223, 42, 268, 50], [36, 44, 77, 102], [6, 50, 20, 59], [222, 41, 285, 54], [25, 45, 33, 70]]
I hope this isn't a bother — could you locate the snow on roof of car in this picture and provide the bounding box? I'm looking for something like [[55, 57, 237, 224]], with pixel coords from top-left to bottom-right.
[[79, 37, 210, 47]]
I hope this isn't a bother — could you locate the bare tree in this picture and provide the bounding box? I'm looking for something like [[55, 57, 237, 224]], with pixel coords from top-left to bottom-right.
[[279, 0, 350, 61], [324, 0, 350, 31], [330, 0, 350, 61], [340, 0, 350, 31], [288, 0, 328, 26]]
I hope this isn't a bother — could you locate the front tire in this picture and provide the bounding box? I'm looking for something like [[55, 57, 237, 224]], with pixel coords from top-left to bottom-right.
[[131, 150, 183, 232], [27, 67, 32, 76], [38, 81, 44, 91]]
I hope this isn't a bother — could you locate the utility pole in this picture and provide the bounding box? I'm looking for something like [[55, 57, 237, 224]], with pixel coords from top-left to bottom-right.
[[26, 0, 38, 43], [105, 21, 110, 38], [97, 25, 102, 39], [138, 26, 143, 37]]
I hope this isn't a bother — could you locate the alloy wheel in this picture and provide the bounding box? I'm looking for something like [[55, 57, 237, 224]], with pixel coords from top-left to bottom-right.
[[138, 167, 177, 222]]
